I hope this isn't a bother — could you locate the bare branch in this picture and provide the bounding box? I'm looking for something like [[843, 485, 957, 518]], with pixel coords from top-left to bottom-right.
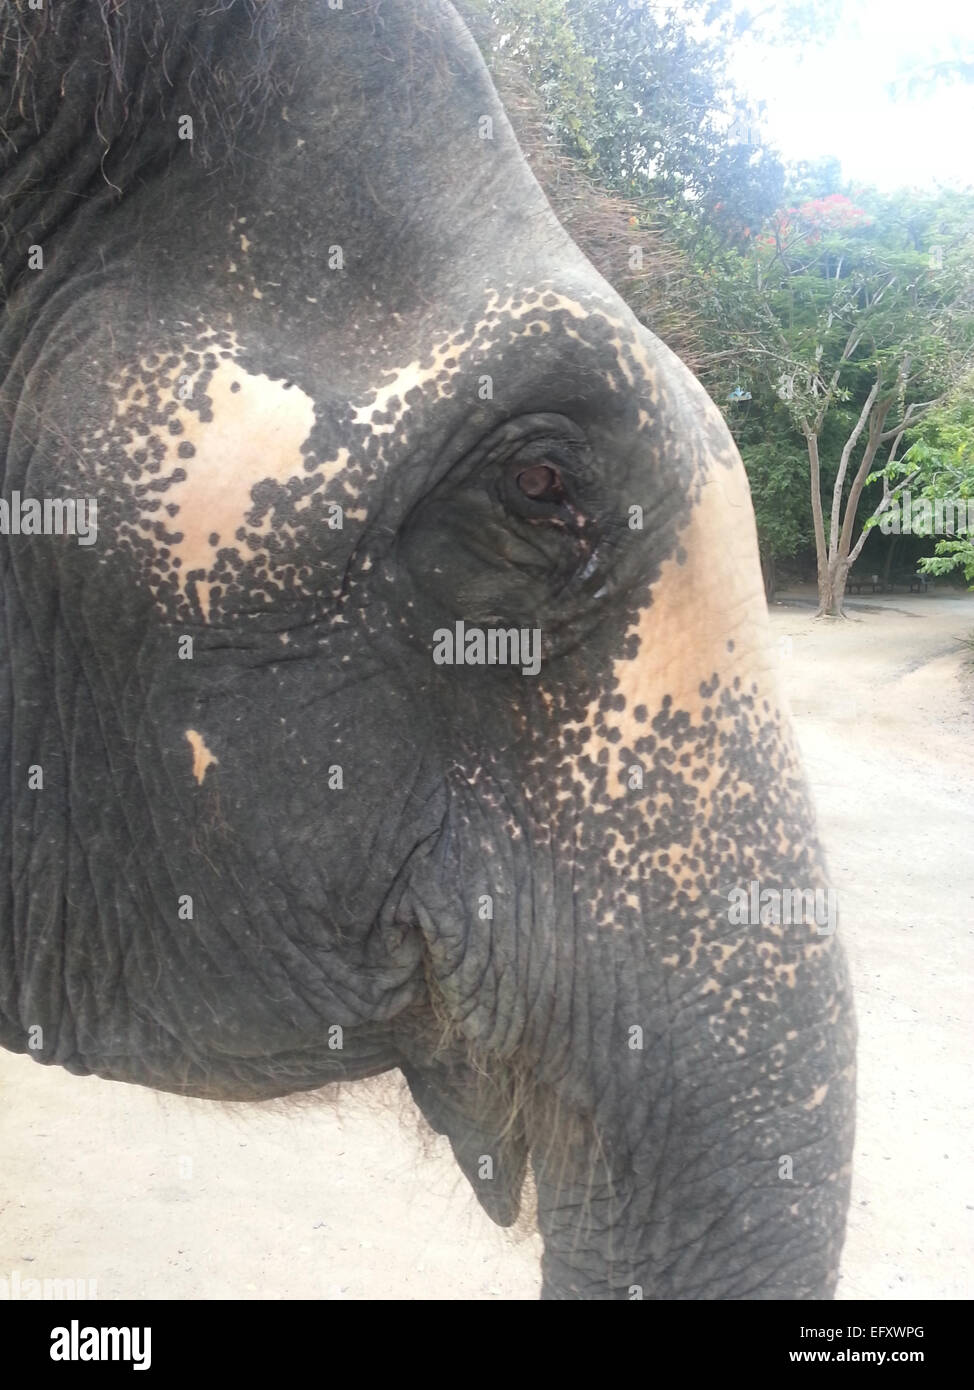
[[840, 329, 863, 363], [829, 376, 881, 555], [878, 400, 939, 440], [847, 468, 923, 566]]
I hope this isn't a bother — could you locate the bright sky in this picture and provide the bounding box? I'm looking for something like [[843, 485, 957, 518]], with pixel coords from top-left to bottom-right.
[[719, 0, 974, 191]]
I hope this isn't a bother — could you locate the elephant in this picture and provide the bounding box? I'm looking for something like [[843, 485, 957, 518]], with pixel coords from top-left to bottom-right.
[[0, 0, 855, 1299]]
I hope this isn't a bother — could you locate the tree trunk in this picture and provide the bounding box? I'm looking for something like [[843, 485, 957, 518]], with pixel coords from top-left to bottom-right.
[[810, 391, 893, 619], [806, 428, 834, 616], [817, 557, 850, 618], [882, 533, 898, 588]]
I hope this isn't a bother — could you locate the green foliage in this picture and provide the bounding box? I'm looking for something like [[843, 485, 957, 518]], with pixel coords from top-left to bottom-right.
[[462, 0, 787, 247], [738, 440, 811, 558], [876, 392, 974, 583]]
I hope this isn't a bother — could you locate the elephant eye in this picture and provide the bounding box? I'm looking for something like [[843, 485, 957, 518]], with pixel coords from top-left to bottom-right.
[[516, 462, 564, 503]]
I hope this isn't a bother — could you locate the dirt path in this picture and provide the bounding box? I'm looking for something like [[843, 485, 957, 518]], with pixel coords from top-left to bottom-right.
[[1, 590, 972, 1300], [773, 589, 974, 1301]]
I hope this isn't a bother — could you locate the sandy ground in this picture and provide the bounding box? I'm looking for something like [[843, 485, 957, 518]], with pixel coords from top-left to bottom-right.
[[1, 588, 972, 1301]]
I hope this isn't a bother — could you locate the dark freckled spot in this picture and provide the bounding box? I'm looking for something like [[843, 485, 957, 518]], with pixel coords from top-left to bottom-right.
[[166, 504, 179, 517], [168, 419, 183, 435], [727, 639, 735, 652], [209, 532, 219, 547], [230, 381, 241, 393], [675, 545, 687, 566], [633, 704, 647, 723], [177, 442, 195, 459]]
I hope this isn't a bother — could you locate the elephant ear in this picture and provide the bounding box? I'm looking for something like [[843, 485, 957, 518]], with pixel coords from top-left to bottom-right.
[[402, 1058, 528, 1228]]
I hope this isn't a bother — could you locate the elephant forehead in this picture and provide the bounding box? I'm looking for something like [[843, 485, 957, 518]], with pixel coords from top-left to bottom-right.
[[106, 339, 320, 617], [347, 335, 472, 438], [343, 285, 656, 425]]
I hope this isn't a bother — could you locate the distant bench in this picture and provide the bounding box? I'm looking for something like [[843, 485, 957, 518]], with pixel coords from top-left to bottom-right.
[[847, 573, 930, 594]]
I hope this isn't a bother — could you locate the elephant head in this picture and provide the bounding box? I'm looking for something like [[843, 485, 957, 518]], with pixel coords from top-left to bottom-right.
[[0, 0, 855, 1298]]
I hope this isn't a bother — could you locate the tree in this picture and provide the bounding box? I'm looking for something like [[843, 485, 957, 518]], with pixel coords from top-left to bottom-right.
[[706, 188, 974, 616]]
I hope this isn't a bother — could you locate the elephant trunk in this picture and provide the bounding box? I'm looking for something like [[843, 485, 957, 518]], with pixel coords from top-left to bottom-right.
[[522, 889, 856, 1300]]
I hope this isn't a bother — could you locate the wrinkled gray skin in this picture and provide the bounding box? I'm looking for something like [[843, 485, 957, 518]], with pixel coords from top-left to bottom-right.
[[0, 0, 855, 1298]]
